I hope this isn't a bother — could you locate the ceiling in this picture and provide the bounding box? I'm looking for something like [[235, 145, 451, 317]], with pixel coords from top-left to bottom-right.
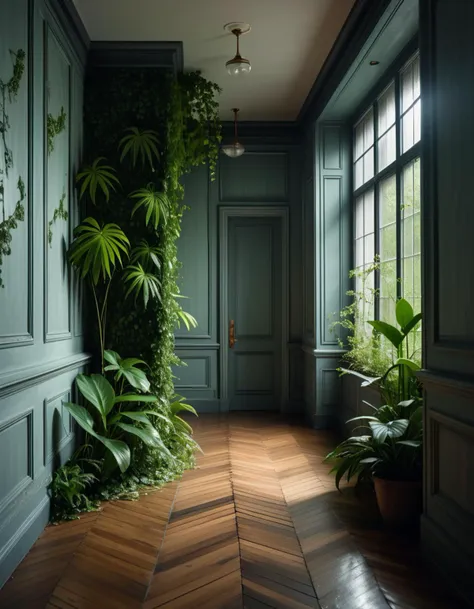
[[72, 0, 355, 121]]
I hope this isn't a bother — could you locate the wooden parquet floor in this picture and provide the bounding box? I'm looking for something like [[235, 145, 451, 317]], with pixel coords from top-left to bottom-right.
[[0, 414, 462, 609]]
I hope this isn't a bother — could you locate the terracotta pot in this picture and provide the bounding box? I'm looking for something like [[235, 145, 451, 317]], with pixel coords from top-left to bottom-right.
[[373, 477, 422, 527]]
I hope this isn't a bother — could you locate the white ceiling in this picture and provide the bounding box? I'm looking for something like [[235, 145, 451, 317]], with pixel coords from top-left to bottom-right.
[[73, 0, 355, 121]]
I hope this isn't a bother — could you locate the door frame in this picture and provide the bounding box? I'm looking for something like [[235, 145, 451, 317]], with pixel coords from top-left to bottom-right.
[[219, 206, 289, 412]]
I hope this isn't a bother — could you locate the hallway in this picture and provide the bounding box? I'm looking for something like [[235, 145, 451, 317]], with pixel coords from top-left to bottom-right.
[[0, 415, 459, 609]]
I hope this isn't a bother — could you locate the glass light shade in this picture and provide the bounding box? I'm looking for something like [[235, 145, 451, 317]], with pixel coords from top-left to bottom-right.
[[221, 142, 245, 157], [226, 56, 251, 76]]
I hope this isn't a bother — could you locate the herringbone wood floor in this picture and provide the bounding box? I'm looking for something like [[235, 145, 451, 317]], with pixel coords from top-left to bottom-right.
[[0, 414, 461, 609]]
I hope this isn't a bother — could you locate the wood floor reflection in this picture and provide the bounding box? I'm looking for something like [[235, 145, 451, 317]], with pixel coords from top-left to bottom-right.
[[0, 413, 462, 609]]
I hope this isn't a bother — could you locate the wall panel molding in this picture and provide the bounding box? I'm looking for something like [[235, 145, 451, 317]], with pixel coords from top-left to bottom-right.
[[0, 352, 90, 399]]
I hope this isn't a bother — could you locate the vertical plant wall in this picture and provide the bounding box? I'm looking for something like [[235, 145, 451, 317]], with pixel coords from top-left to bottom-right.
[[55, 66, 221, 509]]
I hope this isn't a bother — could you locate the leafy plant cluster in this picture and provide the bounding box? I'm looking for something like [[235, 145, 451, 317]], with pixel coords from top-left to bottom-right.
[[0, 49, 26, 288], [47, 106, 67, 155], [48, 191, 68, 246], [331, 258, 421, 377], [326, 298, 423, 488], [50, 67, 221, 519]]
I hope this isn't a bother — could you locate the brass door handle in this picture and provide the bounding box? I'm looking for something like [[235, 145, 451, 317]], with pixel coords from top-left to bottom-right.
[[229, 319, 237, 348]]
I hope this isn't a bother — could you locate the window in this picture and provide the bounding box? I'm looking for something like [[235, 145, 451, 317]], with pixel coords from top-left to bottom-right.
[[352, 53, 421, 331]]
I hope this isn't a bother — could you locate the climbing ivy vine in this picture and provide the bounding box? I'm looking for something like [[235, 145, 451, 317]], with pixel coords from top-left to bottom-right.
[[47, 106, 67, 155], [0, 49, 26, 288], [48, 190, 68, 246]]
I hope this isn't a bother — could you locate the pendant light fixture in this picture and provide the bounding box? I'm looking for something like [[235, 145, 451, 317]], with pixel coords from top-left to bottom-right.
[[221, 108, 245, 158], [224, 22, 251, 75]]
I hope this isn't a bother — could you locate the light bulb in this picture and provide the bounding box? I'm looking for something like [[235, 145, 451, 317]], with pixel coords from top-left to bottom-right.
[[222, 142, 245, 158], [226, 57, 251, 76]]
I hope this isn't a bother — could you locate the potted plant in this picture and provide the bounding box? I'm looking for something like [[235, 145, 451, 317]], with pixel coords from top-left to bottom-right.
[[326, 298, 423, 527]]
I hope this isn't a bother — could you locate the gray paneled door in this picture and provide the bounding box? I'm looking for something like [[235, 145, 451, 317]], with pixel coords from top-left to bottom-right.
[[227, 217, 282, 410]]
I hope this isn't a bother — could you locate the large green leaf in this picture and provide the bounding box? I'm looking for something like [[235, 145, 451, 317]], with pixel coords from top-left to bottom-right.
[[76, 157, 120, 204], [369, 419, 409, 443], [395, 358, 421, 372], [395, 298, 414, 329], [68, 218, 130, 285], [402, 312, 422, 335], [130, 239, 161, 271], [114, 393, 159, 404], [170, 399, 198, 417], [339, 368, 380, 387], [367, 320, 404, 348], [100, 438, 131, 473], [130, 184, 169, 230], [64, 402, 130, 473], [76, 374, 115, 425], [116, 422, 172, 458], [123, 264, 161, 308], [64, 402, 95, 436], [119, 128, 160, 168], [103, 349, 150, 392]]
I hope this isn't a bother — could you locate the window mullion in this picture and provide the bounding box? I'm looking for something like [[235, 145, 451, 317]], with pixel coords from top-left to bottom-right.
[[373, 100, 380, 321], [395, 72, 402, 301]]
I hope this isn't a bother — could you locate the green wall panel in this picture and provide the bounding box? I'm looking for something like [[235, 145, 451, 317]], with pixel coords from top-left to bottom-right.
[[0, 0, 88, 587], [219, 152, 289, 203], [420, 0, 474, 603], [176, 143, 302, 413], [45, 27, 71, 342], [0, 0, 31, 347], [175, 168, 211, 339]]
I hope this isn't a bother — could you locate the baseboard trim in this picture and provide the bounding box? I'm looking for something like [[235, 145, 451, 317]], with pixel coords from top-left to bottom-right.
[[0, 495, 50, 588]]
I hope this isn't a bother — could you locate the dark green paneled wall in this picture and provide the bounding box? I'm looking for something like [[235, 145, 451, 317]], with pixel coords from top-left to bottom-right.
[[419, 0, 474, 604], [0, 0, 87, 586], [173, 141, 303, 412], [301, 121, 351, 427]]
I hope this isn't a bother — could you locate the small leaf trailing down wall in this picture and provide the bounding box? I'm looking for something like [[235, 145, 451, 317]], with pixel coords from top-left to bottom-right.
[[47, 106, 67, 155], [0, 176, 26, 287], [0, 49, 26, 288], [48, 191, 68, 246]]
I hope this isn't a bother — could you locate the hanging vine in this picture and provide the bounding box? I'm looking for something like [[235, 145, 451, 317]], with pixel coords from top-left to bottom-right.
[[0, 49, 26, 288], [48, 190, 68, 246], [47, 106, 67, 155]]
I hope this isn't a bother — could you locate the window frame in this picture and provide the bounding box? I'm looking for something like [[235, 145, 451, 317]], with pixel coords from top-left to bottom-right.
[[351, 44, 421, 321]]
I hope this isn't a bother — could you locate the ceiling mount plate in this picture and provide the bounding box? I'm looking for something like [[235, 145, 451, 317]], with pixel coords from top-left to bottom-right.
[[224, 22, 251, 35]]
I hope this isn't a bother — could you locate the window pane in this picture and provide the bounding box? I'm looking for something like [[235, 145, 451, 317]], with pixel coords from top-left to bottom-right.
[[354, 108, 374, 159], [401, 157, 422, 308], [378, 82, 396, 135], [354, 158, 364, 190], [363, 150, 374, 183], [379, 174, 397, 227], [364, 189, 374, 234], [378, 126, 396, 171], [401, 54, 420, 113], [355, 196, 364, 238], [354, 189, 375, 270]]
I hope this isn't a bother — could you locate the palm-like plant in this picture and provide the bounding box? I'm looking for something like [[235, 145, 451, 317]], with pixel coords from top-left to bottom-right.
[[119, 127, 160, 169], [68, 218, 130, 370], [76, 157, 120, 204], [130, 184, 169, 230], [123, 263, 161, 308], [177, 309, 198, 331], [130, 239, 161, 270]]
